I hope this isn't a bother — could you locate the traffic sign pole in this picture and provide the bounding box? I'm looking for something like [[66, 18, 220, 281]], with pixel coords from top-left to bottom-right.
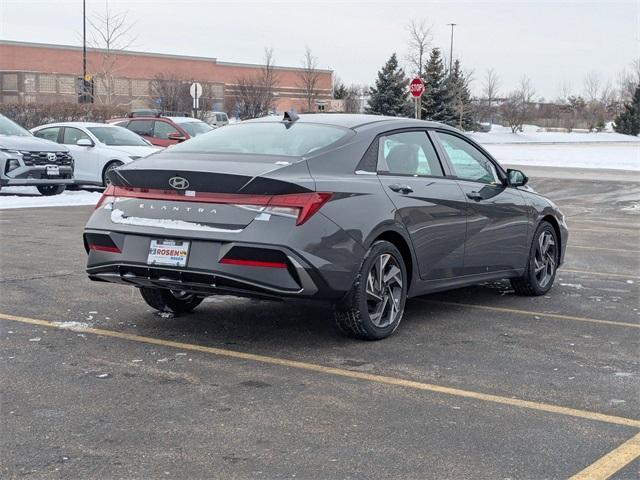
[[409, 77, 425, 120]]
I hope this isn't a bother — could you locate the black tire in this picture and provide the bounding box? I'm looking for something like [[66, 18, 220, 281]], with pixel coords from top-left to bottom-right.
[[139, 287, 204, 314], [511, 221, 559, 296], [36, 184, 66, 196], [102, 161, 124, 187], [334, 240, 408, 340]]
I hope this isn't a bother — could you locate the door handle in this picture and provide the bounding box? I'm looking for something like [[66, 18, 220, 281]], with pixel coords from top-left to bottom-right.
[[466, 191, 483, 201], [389, 184, 413, 194]]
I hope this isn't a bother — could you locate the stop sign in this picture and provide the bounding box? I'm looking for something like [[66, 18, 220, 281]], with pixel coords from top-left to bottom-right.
[[409, 78, 425, 97]]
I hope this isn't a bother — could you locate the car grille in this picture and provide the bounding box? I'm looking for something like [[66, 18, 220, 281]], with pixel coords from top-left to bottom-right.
[[20, 151, 73, 166]]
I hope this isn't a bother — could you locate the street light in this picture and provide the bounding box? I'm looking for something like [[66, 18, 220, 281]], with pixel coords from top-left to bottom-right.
[[447, 23, 456, 74]]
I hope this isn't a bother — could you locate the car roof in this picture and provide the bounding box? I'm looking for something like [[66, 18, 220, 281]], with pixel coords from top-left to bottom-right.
[[244, 113, 454, 130], [166, 116, 204, 123], [32, 121, 121, 129]]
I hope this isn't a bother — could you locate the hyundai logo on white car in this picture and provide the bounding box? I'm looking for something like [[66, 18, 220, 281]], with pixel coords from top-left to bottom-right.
[[168, 176, 189, 190], [47, 152, 57, 162]]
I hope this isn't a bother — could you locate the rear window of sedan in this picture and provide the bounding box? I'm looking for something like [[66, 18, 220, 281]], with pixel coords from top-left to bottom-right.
[[169, 122, 352, 157]]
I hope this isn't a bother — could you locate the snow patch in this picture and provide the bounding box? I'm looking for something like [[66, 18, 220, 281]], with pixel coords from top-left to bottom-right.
[[560, 283, 584, 289], [0, 187, 102, 210], [621, 203, 640, 213], [110, 208, 242, 233], [52, 321, 91, 331]]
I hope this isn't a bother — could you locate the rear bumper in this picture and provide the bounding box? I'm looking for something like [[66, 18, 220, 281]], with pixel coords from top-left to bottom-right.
[[84, 225, 363, 302]]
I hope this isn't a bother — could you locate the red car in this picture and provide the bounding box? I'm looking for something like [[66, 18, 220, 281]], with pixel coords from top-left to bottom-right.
[[110, 115, 213, 147]]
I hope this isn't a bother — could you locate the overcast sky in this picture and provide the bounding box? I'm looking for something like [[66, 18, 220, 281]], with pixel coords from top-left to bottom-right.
[[1, 0, 638, 99]]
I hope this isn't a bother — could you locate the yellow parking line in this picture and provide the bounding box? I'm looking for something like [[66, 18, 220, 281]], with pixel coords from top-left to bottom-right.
[[1, 311, 639, 429], [571, 245, 640, 253], [422, 300, 639, 329], [569, 432, 640, 480], [560, 268, 640, 280]]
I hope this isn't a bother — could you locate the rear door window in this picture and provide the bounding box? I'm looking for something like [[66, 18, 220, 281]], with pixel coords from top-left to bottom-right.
[[127, 120, 154, 136], [378, 131, 443, 177], [33, 127, 61, 143]]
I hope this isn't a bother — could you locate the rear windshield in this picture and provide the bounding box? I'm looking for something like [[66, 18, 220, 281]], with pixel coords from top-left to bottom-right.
[[169, 122, 351, 157], [178, 121, 212, 137]]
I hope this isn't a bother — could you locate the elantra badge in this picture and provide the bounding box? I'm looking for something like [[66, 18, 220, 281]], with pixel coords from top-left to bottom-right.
[[169, 176, 189, 190]]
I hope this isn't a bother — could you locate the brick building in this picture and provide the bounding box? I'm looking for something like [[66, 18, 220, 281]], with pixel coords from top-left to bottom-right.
[[0, 40, 333, 113]]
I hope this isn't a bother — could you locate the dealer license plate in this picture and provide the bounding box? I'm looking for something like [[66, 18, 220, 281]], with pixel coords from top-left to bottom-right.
[[147, 239, 190, 267], [46, 165, 60, 176]]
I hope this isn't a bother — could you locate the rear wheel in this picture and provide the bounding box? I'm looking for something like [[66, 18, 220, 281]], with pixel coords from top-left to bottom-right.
[[511, 221, 559, 296], [139, 287, 204, 313], [102, 161, 124, 187], [36, 185, 66, 196], [334, 240, 407, 340]]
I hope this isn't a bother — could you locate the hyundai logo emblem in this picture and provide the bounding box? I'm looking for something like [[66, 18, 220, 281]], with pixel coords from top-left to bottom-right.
[[168, 176, 189, 190], [47, 152, 57, 162]]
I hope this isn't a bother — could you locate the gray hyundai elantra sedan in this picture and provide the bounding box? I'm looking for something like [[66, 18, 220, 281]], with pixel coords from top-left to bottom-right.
[[84, 113, 568, 340]]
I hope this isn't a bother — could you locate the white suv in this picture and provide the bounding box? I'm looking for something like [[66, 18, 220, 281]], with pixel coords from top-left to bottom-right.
[[0, 114, 74, 196]]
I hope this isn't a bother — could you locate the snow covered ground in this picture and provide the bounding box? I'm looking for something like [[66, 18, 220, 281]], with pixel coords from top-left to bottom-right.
[[471, 124, 639, 144], [472, 124, 639, 171], [0, 186, 102, 210]]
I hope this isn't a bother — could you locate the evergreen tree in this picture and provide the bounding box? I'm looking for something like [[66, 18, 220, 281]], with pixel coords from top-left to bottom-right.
[[447, 59, 474, 130], [613, 84, 640, 136], [366, 53, 411, 117], [421, 48, 454, 123]]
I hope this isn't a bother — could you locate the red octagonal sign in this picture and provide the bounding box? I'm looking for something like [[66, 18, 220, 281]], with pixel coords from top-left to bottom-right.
[[409, 77, 425, 98]]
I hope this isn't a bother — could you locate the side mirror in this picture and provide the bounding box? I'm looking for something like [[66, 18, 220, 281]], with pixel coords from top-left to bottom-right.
[[507, 169, 528, 187], [167, 132, 187, 142], [76, 138, 93, 147]]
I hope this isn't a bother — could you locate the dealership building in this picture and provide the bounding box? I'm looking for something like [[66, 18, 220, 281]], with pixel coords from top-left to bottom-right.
[[0, 40, 334, 113]]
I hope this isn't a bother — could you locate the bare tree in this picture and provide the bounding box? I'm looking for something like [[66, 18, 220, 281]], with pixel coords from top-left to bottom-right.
[[583, 72, 613, 131], [405, 20, 432, 77], [298, 47, 321, 112], [481, 68, 500, 125], [501, 76, 536, 133], [150, 73, 191, 113], [343, 84, 364, 113], [229, 48, 281, 119], [617, 58, 640, 104], [87, 1, 136, 106]]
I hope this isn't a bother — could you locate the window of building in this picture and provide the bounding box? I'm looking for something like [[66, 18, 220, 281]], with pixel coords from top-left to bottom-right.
[[38, 75, 56, 93]]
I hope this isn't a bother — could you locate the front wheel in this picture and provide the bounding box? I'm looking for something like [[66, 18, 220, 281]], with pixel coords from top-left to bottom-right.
[[102, 161, 124, 187], [140, 287, 204, 314], [511, 221, 559, 296], [334, 240, 407, 340], [37, 184, 66, 196]]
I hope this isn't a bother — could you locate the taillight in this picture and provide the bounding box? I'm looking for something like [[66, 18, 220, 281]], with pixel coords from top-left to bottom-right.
[[219, 258, 287, 269], [95, 185, 115, 209], [268, 192, 332, 225]]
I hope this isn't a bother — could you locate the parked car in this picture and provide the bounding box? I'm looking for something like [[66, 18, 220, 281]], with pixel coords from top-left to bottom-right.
[[202, 111, 229, 128], [83, 113, 568, 340], [0, 114, 74, 195], [109, 115, 213, 147], [31, 122, 161, 187]]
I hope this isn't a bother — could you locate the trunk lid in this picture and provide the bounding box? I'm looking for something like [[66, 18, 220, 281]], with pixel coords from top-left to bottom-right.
[[104, 152, 317, 232]]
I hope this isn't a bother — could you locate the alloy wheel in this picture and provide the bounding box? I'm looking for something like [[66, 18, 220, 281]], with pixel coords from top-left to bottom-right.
[[533, 230, 556, 288], [365, 253, 403, 328]]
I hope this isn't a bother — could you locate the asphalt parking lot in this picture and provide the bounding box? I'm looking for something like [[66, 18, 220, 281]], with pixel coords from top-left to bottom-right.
[[1, 167, 639, 479]]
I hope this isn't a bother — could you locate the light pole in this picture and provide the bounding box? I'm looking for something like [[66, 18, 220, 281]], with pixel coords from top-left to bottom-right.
[[447, 23, 456, 74]]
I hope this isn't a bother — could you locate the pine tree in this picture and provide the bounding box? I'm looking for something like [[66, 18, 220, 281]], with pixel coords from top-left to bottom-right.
[[447, 59, 474, 130], [613, 84, 640, 136], [421, 48, 454, 123], [366, 53, 411, 117]]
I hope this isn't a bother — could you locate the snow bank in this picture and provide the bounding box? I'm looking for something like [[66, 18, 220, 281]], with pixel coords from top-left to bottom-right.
[[471, 124, 639, 144], [484, 143, 640, 171], [0, 187, 102, 210]]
